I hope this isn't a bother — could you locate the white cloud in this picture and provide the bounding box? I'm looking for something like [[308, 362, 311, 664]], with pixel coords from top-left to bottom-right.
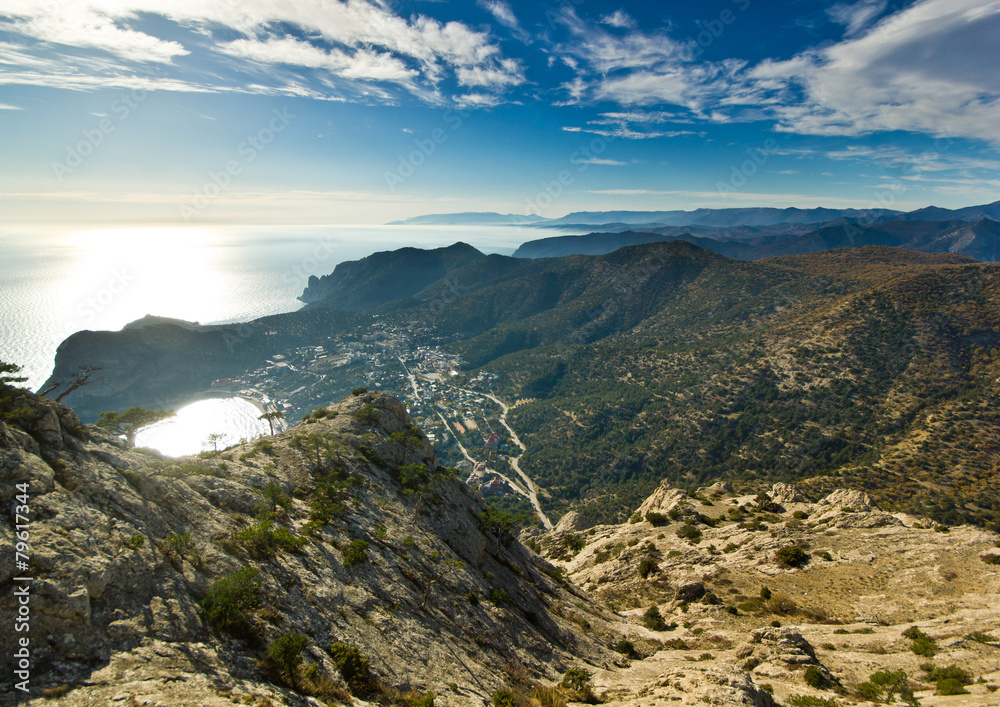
[[601, 10, 637, 29], [579, 158, 626, 166], [827, 0, 888, 36], [750, 0, 1000, 144], [220, 38, 417, 86], [478, 0, 519, 30], [0, 102, 22, 109], [1, 3, 188, 63], [0, 0, 523, 105]]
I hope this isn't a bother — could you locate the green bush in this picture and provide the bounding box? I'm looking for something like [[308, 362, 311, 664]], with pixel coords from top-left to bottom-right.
[[491, 690, 523, 707], [903, 626, 937, 657], [614, 639, 636, 656], [804, 666, 828, 689], [489, 588, 512, 605], [676, 522, 702, 544], [267, 632, 308, 676], [645, 512, 669, 526], [968, 631, 997, 643], [937, 678, 969, 696], [775, 545, 811, 568], [352, 388, 367, 396], [638, 557, 658, 579], [353, 404, 380, 425], [124, 534, 145, 549], [233, 520, 307, 559], [343, 539, 370, 568], [982, 554, 1000, 565], [329, 642, 370, 692], [642, 605, 667, 631], [788, 697, 838, 707], [200, 566, 261, 636]]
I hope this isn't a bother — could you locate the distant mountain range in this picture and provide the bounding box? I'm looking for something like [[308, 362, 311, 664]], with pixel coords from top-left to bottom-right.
[[389, 200, 1000, 231], [513, 218, 1000, 262], [387, 212, 548, 226]]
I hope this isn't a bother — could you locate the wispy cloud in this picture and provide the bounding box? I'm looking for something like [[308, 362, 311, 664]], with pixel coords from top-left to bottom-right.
[[749, 0, 1000, 144], [601, 10, 637, 29], [826, 0, 889, 36], [0, 0, 523, 106], [0, 102, 23, 110], [579, 158, 627, 166]]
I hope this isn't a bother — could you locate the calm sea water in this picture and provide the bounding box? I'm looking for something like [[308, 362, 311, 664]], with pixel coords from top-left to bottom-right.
[[0, 224, 531, 390], [0, 223, 533, 454]]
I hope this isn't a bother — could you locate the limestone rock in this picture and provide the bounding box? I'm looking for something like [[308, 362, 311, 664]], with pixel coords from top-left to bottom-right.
[[555, 511, 588, 533], [637, 479, 689, 517], [768, 483, 807, 507], [816, 488, 878, 511]]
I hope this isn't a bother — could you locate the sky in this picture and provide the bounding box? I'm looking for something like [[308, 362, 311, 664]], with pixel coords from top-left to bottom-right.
[[0, 0, 998, 225]]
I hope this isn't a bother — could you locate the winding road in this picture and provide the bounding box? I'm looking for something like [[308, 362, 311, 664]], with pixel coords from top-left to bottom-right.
[[398, 357, 552, 529]]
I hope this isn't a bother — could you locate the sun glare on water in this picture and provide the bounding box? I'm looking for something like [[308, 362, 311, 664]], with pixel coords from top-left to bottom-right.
[[57, 227, 227, 336]]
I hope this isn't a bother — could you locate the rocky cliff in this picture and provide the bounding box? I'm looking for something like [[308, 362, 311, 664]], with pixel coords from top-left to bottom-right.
[[3, 387, 998, 706], [0, 390, 614, 705]]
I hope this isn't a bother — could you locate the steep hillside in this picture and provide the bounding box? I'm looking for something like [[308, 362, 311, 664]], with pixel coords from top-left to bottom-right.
[[0, 388, 615, 705], [42, 308, 366, 422], [300, 242, 485, 308], [472, 251, 1000, 526]]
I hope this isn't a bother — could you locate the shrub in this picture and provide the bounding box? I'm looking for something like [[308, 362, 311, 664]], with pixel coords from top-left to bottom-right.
[[491, 690, 524, 707], [124, 534, 145, 549], [815, 551, 833, 561], [233, 520, 307, 559], [676, 522, 702, 544], [642, 605, 667, 631], [343, 539, 370, 568], [645, 512, 669, 526], [353, 404, 380, 425], [788, 697, 838, 707], [200, 566, 261, 636], [760, 587, 772, 600], [267, 632, 308, 676], [924, 664, 971, 684], [775, 545, 811, 568], [767, 594, 798, 615], [968, 631, 997, 643], [638, 557, 658, 579], [561, 668, 596, 702], [614, 639, 636, 657], [902, 627, 937, 657], [351, 387, 367, 396], [935, 678, 967, 695], [465, 591, 480, 605], [329, 642, 371, 694], [804, 666, 828, 689], [857, 669, 917, 705], [982, 554, 1000, 565], [489, 588, 512, 605]]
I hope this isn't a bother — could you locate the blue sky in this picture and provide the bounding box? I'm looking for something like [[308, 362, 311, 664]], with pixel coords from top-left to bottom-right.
[[0, 0, 998, 225]]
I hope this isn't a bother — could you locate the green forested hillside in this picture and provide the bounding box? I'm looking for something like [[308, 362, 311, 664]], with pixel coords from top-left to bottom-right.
[[395, 246, 1000, 529]]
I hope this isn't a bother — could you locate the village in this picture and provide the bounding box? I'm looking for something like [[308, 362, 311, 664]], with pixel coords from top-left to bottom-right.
[[204, 317, 540, 515]]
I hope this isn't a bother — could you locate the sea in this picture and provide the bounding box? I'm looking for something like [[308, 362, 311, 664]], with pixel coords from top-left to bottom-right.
[[0, 223, 535, 455]]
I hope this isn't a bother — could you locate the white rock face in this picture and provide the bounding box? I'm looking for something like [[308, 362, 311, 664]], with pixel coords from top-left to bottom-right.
[[0, 391, 614, 706], [637, 479, 690, 517], [768, 483, 807, 507]]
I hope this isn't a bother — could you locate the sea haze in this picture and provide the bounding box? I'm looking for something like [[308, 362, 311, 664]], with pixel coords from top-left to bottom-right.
[[0, 224, 532, 391]]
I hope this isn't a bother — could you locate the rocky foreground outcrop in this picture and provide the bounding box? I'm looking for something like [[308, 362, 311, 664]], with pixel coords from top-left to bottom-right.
[[533, 481, 1000, 706], [1, 390, 614, 705], [3, 387, 999, 707]]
